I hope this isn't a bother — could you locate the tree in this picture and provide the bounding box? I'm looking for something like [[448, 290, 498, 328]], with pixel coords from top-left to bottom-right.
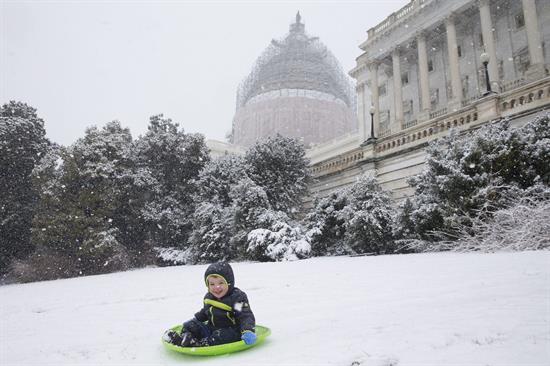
[[195, 154, 246, 207], [405, 115, 550, 240], [0, 101, 49, 272], [244, 134, 311, 215], [247, 210, 311, 262], [189, 202, 234, 263], [135, 114, 210, 249], [305, 174, 396, 256], [305, 191, 350, 256], [342, 174, 396, 254], [31, 121, 141, 275]]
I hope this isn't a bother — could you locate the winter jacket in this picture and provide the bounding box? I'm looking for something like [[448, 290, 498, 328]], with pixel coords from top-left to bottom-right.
[[194, 287, 255, 333], [193, 262, 256, 333]]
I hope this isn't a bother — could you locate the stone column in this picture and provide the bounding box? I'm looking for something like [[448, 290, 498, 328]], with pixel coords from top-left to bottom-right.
[[416, 32, 431, 120], [356, 82, 368, 142], [522, 0, 546, 80], [368, 62, 380, 136], [392, 48, 404, 131], [479, 0, 499, 91], [445, 15, 463, 107]]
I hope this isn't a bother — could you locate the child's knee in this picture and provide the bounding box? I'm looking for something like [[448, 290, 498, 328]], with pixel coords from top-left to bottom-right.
[[183, 319, 209, 338], [207, 328, 240, 346]]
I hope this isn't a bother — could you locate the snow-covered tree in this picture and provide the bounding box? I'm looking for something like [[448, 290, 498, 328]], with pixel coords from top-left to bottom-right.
[[405, 114, 550, 240], [195, 154, 245, 207], [189, 136, 311, 263], [342, 174, 396, 254], [402, 184, 550, 253], [31, 121, 145, 275], [244, 134, 311, 215], [0, 101, 49, 273], [305, 174, 396, 256], [135, 114, 210, 249], [247, 210, 311, 261], [188, 202, 234, 263], [305, 191, 350, 255]]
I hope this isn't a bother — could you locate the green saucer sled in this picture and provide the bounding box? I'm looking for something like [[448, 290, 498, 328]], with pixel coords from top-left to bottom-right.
[[162, 325, 271, 356]]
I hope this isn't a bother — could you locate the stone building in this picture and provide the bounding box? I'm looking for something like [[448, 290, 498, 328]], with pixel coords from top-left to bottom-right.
[[307, 0, 550, 201], [230, 13, 357, 147]]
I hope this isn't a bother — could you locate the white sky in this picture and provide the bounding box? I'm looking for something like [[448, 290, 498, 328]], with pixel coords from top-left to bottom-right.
[[1, 0, 408, 146]]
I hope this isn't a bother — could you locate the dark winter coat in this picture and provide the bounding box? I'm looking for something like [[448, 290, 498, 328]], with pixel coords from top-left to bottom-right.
[[194, 288, 255, 333], [194, 262, 255, 333]]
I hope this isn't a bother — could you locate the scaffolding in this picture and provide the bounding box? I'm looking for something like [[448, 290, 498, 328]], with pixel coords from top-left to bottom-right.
[[236, 13, 356, 111]]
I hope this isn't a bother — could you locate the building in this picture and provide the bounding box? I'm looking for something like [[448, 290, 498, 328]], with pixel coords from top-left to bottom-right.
[[307, 0, 550, 201], [230, 13, 357, 147]]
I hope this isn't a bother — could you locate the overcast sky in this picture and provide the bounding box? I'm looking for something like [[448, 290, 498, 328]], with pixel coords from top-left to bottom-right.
[[2, 0, 408, 146]]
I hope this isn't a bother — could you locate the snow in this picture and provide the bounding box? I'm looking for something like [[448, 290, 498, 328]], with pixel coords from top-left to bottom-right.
[[1, 251, 549, 365]]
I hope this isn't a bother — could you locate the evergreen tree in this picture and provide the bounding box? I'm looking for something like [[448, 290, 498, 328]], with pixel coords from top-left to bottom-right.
[[305, 191, 350, 256], [135, 114, 210, 249], [189, 202, 233, 262], [342, 175, 396, 254], [247, 210, 311, 262], [305, 174, 396, 256], [0, 101, 49, 273], [227, 177, 272, 258], [31, 121, 141, 275], [195, 154, 245, 207], [244, 134, 311, 215], [405, 115, 550, 240]]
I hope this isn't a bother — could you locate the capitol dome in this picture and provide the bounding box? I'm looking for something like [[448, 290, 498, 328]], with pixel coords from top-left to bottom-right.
[[231, 12, 357, 147]]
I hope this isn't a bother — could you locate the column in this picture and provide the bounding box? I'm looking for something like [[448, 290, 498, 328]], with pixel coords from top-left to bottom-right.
[[392, 48, 404, 132], [368, 62, 380, 137], [445, 15, 463, 106], [356, 82, 368, 142], [521, 0, 546, 79], [416, 32, 431, 117], [479, 0, 499, 90]]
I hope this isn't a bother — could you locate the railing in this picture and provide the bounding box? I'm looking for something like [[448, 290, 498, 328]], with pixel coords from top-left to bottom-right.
[[310, 77, 550, 178], [461, 95, 480, 107], [367, 0, 432, 40], [429, 107, 447, 119], [310, 150, 365, 175], [501, 77, 527, 92], [500, 79, 550, 115], [403, 119, 418, 129]]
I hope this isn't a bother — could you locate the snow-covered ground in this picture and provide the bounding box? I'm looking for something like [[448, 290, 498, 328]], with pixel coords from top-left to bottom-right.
[[1, 251, 549, 366]]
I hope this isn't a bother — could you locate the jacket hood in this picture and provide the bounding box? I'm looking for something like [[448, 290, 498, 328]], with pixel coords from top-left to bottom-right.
[[204, 262, 235, 294]]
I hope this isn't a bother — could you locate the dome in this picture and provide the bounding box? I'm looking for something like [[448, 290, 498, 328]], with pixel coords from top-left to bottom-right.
[[231, 13, 357, 147], [236, 12, 355, 109]]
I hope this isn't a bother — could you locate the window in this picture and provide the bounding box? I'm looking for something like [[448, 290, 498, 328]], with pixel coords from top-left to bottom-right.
[[514, 48, 530, 75], [379, 110, 390, 132], [430, 88, 439, 108], [428, 59, 434, 72], [401, 71, 409, 85], [403, 100, 413, 121], [378, 84, 387, 96], [515, 12, 525, 29], [462, 75, 469, 99]]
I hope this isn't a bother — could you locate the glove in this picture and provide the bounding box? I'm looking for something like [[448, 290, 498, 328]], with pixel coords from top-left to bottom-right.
[[241, 330, 257, 345]]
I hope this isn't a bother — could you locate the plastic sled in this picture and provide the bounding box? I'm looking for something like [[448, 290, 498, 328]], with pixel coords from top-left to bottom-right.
[[162, 324, 271, 356]]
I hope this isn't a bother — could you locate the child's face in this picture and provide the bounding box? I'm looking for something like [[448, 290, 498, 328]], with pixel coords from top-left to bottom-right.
[[208, 275, 229, 299]]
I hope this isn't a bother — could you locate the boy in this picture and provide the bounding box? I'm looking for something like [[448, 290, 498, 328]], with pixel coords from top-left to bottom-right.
[[164, 262, 257, 347]]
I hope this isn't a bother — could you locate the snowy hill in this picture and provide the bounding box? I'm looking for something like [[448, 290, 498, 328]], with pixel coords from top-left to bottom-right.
[[1, 251, 549, 366]]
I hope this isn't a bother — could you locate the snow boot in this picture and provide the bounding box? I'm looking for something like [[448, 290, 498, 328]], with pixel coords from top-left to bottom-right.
[[162, 330, 183, 345], [180, 331, 197, 347]]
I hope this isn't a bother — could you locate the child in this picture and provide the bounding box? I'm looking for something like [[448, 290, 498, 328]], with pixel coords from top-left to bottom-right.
[[163, 261, 257, 347]]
